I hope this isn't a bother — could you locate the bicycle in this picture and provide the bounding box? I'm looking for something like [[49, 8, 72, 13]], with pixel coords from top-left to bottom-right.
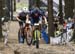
[[24, 23, 33, 46], [33, 23, 41, 48]]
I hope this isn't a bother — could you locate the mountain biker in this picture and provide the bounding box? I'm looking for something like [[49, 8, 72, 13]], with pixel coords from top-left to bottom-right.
[[17, 9, 30, 43], [30, 8, 42, 25], [17, 11, 26, 36]]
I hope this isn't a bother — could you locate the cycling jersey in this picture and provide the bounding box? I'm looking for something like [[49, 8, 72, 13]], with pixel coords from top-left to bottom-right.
[[18, 12, 26, 22], [30, 9, 42, 25]]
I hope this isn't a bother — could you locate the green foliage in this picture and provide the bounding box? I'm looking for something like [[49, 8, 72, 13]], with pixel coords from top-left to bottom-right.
[[16, 2, 28, 9]]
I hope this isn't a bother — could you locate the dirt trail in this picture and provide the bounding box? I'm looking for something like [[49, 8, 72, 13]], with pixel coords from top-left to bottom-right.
[[0, 21, 75, 54]]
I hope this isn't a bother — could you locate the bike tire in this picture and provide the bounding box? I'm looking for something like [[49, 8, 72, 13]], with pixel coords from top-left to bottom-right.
[[36, 38, 39, 48], [26, 32, 32, 46], [35, 30, 39, 48]]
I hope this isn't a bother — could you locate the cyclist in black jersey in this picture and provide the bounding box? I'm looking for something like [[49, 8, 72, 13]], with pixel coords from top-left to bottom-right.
[[17, 11, 27, 43]]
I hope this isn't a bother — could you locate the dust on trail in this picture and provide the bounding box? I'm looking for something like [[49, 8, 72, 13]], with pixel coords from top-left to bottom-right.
[[0, 42, 75, 54], [0, 21, 75, 54]]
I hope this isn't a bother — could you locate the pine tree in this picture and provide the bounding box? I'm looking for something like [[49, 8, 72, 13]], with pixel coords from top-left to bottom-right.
[[0, 0, 5, 40], [48, 0, 54, 43], [64, 0, 74, 18], [59, 0, 63, 24], [13, 0, 16, 11]]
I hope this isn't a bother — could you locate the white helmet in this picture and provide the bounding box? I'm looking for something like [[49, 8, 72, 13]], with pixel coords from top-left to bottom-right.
[[22, 7, 29, 13]]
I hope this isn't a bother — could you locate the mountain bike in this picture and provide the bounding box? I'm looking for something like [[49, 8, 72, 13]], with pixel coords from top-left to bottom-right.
[[33, 23, 41, 48], [24, 23, 33, 46]]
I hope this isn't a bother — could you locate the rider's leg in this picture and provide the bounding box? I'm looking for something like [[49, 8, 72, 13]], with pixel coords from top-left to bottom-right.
[[19, 22, 25, 43], [3, 31, 8, 45], [19, 22, 24, 36], [20, 25, 23, 35]]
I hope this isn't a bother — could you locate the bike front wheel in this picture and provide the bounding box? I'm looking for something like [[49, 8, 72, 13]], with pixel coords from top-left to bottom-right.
[[36, 38, 39, 48], [26, 32, 32, 46]]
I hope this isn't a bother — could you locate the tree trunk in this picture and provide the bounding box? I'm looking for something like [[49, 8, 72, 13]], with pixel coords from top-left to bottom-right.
[[36, 0, 40, 8], [0, 19, 2, 40], [33, 0, 40, 8], [29, 0, 40, 9], [13, 0, 16, 11], [48, 0, 54, 43], [0, 0, 5, 40], [10, 0, 13, 20], [64, 0, 74, 18], [59, 0, 63, 24], [70, 0, 75, 42]]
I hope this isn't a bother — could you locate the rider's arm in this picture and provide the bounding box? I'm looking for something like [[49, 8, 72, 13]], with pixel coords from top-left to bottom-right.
[[43, 16, 48, 24], [39, 16, 42, 24], [16, 16, 21, 22]]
